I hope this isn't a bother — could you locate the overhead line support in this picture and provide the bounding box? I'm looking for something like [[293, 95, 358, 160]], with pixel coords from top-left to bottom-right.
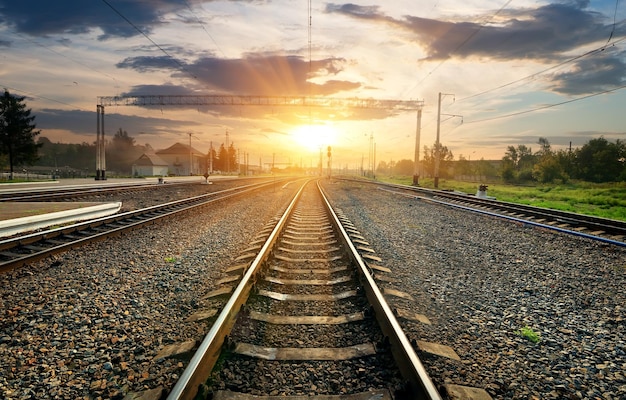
[[95, 94, 423, 179], [97, 94, 423, 111]]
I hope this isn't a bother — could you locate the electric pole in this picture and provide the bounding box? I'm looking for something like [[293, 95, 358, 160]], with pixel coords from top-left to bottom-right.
[[209, 141, 214, 173], [225, 130, 230, 174], [412, 101, 424, 186], [434, 93, 444, 188], [434, 93, 461, 188], [327, 146, 332, 180], [188, 132, 193, 175]]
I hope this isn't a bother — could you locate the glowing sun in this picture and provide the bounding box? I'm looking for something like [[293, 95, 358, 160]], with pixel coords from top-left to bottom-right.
[[291, 124, 337, 152]]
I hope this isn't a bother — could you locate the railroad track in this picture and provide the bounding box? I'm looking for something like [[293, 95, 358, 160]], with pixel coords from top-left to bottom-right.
[[0, 180, 200, 202], [165, 180, 453, 400], [0, 180, 283, 271], [343, 179, 626, 247]]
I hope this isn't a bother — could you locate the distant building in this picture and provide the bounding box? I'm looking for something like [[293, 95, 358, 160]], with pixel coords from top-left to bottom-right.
[[155, 142, 206, 176], [131, 153, 169, 177]]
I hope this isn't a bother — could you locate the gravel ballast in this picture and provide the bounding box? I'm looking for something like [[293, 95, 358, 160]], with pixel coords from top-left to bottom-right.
[[1, 179, 625, 399], [322, 179, 626, 400], [0, 182, 297, 399]]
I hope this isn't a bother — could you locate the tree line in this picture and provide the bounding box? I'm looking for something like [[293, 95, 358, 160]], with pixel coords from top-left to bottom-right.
[[378, 137, 625, 184], [1, 89, 624, 182], [500, 137, 626, 183]]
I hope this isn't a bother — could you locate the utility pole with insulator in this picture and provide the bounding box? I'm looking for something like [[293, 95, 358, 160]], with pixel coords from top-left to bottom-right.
[[435, 92, 461, 188], [412, 101, 424, 186]]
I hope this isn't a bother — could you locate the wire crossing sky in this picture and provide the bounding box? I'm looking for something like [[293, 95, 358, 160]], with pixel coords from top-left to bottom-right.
[[0, 0, 625, 164]]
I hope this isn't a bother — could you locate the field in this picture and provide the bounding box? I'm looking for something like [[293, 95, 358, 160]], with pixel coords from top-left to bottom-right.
[[375, 176, 626, 222]]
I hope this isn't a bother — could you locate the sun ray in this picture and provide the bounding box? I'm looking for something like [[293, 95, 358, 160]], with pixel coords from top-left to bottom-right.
[[291, 124, 337, 152]]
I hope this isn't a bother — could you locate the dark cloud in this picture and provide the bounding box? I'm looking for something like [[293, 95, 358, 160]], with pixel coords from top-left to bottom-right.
[[327, 2, 619, 62], [324, 3, 382, 19], [327, 2, 626, 94], [120, 84, 198, 97], [116, 56, 185, 73], [549, 49, 626, 95], [36, 108, 199, 137], [113, 51, 400, 121], [0, 0, 189, 39], [118, 53, 362, 96]]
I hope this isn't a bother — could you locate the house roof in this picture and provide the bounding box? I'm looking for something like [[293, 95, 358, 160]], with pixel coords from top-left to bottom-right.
[[133, 153, 169, 166], [156, 142, 204, 156]]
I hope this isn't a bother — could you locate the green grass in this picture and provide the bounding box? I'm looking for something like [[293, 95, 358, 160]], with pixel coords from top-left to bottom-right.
[[370, 175, 626, 222], [517, 326, 541, 343]]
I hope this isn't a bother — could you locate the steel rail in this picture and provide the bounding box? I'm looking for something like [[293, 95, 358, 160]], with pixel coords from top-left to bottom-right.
[[168, 179, 442, 399], [318, 182, 442, 399], [167, 179, 309, 400], [0, 179, 246, 202], [339, 177, 626, 245], [0, 182, 172, 202], [0, 180, 282, 271], [382, 187, 626, 248], [427, 190, 626, 235]]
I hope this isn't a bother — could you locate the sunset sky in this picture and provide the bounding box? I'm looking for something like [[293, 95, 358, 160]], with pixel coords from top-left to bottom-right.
[[1, 0, 625, 169]]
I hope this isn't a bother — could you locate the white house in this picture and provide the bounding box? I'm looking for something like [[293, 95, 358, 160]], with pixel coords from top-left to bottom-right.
[[155, 142, 206, 176], [131, 153, 169, 177]]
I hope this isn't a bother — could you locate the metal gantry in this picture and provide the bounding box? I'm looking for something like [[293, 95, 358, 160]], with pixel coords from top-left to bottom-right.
[[97, 94, 423, 111], [95, 94, 424, 179]]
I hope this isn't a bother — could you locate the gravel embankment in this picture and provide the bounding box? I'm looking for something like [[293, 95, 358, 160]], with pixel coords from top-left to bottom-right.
[[322, 180, 626, 400], [2, 179, 624, 400], [0, 182, 297, 399]]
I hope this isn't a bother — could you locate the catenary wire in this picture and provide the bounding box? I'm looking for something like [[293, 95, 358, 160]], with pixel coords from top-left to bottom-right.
[[458, 35, 626, 102], [0, 83, 87, 111], [607, 0, 620, 43], [182, 0, 227, 58], [13, 33, 121, 86], [100, 0, 197, 80], [405, 0, 513, 97], [464, 82, 626, 124]]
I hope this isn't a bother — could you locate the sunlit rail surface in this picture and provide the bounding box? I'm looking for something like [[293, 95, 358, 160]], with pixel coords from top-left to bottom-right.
[[167, 180, 442, 399]]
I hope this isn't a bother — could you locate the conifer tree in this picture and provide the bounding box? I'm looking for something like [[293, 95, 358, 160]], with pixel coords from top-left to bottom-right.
[[0, 90, 41, 179]]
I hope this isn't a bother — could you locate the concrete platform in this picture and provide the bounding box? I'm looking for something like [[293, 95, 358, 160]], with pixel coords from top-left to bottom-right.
[[0, 201, 122, 238]]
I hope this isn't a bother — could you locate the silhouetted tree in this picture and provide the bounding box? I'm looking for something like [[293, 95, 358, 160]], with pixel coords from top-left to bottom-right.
[[0, 90, 41, 179], [476, 158, 498, 181], [393, 159, 414, 175], [575, 137, 625, 182], [36, 138, 96, 171], [106, 128, 144, 174], [423, 143, 454, 178], [501, 144, 535, 183], [216, 144, 227, 172]]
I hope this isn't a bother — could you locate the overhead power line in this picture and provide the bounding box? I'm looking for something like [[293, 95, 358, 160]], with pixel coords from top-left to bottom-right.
[[182, 0, 227, 58], [0, 83, 89, 111], [100, 0, 197, 79], [14, 33, 121, 85], [464, 82, 626, 124], [406, 0, 513, 96], [458, 36, 626, 102], [607, 0, 620, 43]]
